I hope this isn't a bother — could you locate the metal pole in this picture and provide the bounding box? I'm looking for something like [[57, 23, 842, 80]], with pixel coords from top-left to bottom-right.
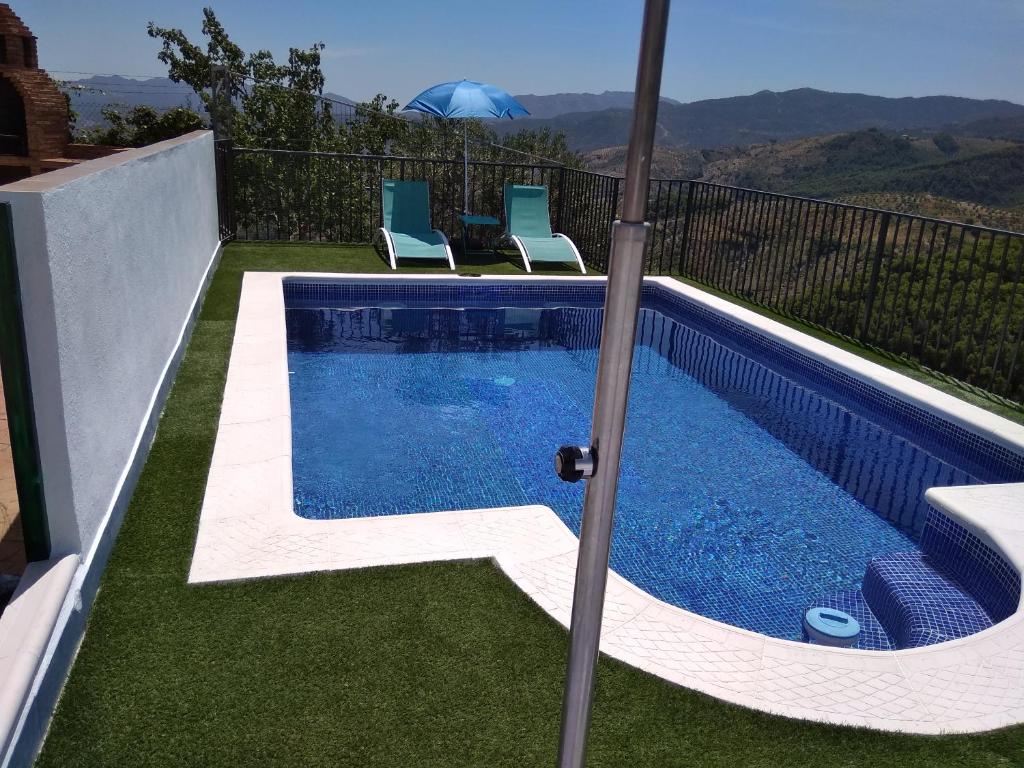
[[555, 1, 670, 767], [210, 64, 233, 141], [463, 122, 470, 214]]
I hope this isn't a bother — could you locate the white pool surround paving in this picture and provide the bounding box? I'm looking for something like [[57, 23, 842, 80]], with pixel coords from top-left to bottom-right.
[[190, 271, 1024, 735]]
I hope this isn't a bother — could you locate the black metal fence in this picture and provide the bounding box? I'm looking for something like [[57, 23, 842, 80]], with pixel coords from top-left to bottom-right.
[[560, 169, 620, 273], [218, 145, 619, 271], [214, 144, 1024, 405], [214, 140, 233, 241], [644, 181, 1024, 404]]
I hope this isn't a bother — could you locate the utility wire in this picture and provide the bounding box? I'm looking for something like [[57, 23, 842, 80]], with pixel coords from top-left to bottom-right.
[[49, 69, 180, 81], [234, 72, 566, 167], [51, 68, 569, 166]]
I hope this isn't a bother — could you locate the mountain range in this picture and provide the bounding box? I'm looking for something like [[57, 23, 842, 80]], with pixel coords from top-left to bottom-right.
[[585, 128, 1024, 230], [60, 75, 199, 115], [59, 75, 359, 126], [60, 78, 1024, 154], [58, 78, 674, 121], [56, 76, 1024, 228], [495, 88, 1024, 151], [511, 90, 681, 119]]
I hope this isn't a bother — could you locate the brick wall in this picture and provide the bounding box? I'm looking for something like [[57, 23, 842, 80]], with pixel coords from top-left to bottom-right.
[[0, 4, 70, 175]]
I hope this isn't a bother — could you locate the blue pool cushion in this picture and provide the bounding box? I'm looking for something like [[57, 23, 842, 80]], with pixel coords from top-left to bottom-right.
[[804, 607, 861, 647]]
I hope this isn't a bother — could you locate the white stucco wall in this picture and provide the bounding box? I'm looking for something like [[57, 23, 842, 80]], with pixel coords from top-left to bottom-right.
[[0, 131, 220, 556]]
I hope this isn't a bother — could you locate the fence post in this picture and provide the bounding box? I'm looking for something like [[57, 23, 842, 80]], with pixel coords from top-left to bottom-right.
[[210, 64, 235, 239], [224, 140, 235, 239], [676, 181, 696, 276], [212, 139, 235, 241], [607, 176, 621, 271], [209, 64, 232, 141], [861, 211, 891, 341], [555, 165, 568, 234]]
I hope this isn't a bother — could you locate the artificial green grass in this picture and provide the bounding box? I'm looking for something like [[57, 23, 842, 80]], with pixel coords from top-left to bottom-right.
[[221, 240, 597, 277], [35, 244, 1024, 767]]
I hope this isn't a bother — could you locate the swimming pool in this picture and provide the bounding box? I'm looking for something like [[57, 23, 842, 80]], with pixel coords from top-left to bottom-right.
[[284, 281, 1024, 644]]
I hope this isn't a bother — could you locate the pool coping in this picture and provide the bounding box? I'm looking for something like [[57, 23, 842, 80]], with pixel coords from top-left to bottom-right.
[[189, 271, 1024, 735]]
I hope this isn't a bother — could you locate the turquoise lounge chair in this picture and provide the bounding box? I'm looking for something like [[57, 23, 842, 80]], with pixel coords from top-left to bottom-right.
[[503, 184, 586, 273], [376, 179, 455, 270]]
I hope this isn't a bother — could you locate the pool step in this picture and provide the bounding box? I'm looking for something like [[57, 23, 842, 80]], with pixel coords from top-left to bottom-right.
[[807, 553, 995, 651], [805, 505, 1021, 650], [861, 551, 993, 649]]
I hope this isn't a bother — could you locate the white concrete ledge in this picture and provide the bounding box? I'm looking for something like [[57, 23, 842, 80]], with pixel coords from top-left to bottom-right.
[[0, 555, 78, 757], [190, 271, 1024, 734], [0, 131, 213, 194]]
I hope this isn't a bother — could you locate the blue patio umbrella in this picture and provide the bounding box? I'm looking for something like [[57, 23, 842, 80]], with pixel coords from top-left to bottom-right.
[[403, 80, 530, 215]]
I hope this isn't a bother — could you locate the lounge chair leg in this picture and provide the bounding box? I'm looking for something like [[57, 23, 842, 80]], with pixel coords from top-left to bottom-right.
[[555, 233, 586, 274], [378, 227, 398, 270], [510, 234, 532, 273], [436, 229, 456, 270]]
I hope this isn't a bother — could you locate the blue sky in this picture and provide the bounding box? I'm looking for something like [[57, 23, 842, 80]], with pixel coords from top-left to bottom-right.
[[20, 0, 1024, 105]]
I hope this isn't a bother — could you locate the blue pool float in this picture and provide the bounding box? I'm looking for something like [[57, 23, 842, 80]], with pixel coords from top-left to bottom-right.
[[804, 607, 860, 647]]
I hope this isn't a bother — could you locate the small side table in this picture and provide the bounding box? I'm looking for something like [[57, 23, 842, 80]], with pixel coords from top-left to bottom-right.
[[459, 213, 502, 256]]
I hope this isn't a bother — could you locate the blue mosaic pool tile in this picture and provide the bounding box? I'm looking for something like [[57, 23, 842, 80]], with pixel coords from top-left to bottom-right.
[[287, 305, 917, 641], [920, 510, 1020, 623], [283, 280, 1024, 646], [634, 309, 973, 537], [808, 505, 1019, 650], [283, 280, 607, 310], [642, 285, 1024, 486], [862, 550, 994, 648], [805, 589, 893, 651], [283, 280, 1024, 490]]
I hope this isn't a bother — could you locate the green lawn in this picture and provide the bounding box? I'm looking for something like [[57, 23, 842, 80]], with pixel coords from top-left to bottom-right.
[[35, 243, 1024, 767]]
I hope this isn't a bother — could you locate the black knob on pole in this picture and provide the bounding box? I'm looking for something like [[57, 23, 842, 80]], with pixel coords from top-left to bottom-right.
[[555, 445, 595, 483]]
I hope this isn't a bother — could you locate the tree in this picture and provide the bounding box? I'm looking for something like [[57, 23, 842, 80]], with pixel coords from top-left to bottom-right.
[[77, 105, 206, 147], [499, 127, 583, 168], [147, 8, 589, 247], [50, 76, 77, 141], [147, 6, 580, 165], [342, 94, 410, 155], [932, 132, 959, 156], [147, 8, 335, 151]]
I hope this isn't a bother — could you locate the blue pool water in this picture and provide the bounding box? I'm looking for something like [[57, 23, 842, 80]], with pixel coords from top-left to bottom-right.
[[285, 282, 1024, 642]]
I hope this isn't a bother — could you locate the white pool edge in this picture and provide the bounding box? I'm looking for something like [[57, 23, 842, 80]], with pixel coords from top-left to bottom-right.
[[190, 271, 1024, 735]]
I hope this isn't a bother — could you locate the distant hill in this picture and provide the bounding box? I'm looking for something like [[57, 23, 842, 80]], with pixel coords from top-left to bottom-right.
[[497, 88, 1024, 151], [585, 128, 1024, 228], [323, 92, 357, 107], [59, 75, 358, 127], [834, 192, 1024, 232], [60, 75, 198, 125], [956, 115, 1024, 141], [511, 91, 681, 120], [802, 143, 1024, 208], [586, 145, 705, 180]]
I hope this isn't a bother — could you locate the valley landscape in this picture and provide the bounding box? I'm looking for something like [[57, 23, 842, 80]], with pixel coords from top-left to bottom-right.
[[60, 77, 1024, 230]]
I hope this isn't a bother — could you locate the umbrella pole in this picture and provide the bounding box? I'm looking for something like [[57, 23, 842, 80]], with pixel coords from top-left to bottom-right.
[[555, 1, 670, 767], [463, 122, 469, 215]]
